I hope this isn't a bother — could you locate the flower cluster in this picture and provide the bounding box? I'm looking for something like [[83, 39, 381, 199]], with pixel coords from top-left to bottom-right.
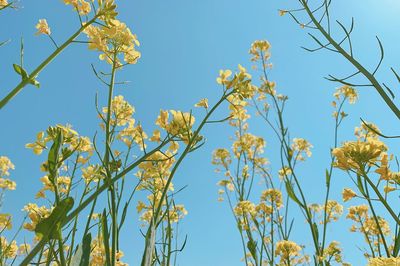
[[0, 156, 16, 190], [368, 257, 400, 266], [63, 0, 91, 15], [22, 203, 52, 231], [291, 138, 313, 161], [275, 240, 308, 265], [90, 235, 128, 266], [249, 40, 271, 62], [0, 0, 8, 7], [347, 205, 390, 252], [332, 138, 387, 172], [84, 19, 140, 65], [156, 110, 196, 144]]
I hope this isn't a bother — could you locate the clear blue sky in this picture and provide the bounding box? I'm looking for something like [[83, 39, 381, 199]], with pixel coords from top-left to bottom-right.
[[1, 0, 400, 265]]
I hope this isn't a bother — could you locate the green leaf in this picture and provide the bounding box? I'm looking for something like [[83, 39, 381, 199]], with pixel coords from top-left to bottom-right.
[[13, 64, 28, 80], [325, 169, 331, 187], [102, 210, 111, 266], [285, 180, 304, 208], [312, 222, 319, 242], [80, 233, 92, 266], [48, 130, 64, 180], [118, 202, 129, 231], [35, 197, 74, 240], [29, 78, 40, 88], [356, 174, 365, 195], [246, 239, 257, 260]]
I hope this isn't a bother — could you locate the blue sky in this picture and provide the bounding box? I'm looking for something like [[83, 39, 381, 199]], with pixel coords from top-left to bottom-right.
[[1, 0, 400, 265]]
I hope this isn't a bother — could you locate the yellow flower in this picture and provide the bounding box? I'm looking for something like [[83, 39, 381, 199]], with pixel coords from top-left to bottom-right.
[[368, 257, 400, 266], [324, 200, 343, 223], [279, 10, 287, 16], [261, 189, 283, 208], [0, 213, 12, 231], [332, 138, 387, 172], [278, 166, 292, 179], [35, 19, 51, 35], [18, 243, 31, 255], [212, 148, 231, 168], [334, 85, 358, 104], [102, 95, 135, 127], [22, 203, 52, 231], [0, 156, 14, 177], [346, 205, 369, 222], [216, 69, 232, 85], [291, 138, 313, 160], [156, 110, 196, 143], [234, 201, 256, 217], [275, 240, 304, 264], [84, 19, 141, 65], [82, 165, 104, 184], [0, 0, 8, 7], [0, 237, 18, 258], [384, 185, 396, 193], [249, 40, 271, 62], [342, 188, 357, 202], [194, 98, 209, 109]]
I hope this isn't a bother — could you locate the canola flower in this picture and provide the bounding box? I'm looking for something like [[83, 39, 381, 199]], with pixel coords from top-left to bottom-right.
[[368, 257, 400, 266], [63, 0, 91, 15], [0, 156, 16, 190], [35, 19, 51, 35], [0, 0, 8, 7], [275, 240, 308, 265], [332, 138, 387, 172], [84, 18, 140, 65]]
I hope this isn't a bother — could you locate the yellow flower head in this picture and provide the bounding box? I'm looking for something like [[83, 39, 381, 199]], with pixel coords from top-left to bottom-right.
[[249, 40, 271, 62], [0, 156, 14, 177], [332, 138, 387, 172], [334, 85, 358, 104], [194, 98, 209, 109], [35, 19, 51, 35], [291, 138, 313, 161], [0, 0, 8, 7], [342, 188, 357, 202], [368, 257, 400, 266]]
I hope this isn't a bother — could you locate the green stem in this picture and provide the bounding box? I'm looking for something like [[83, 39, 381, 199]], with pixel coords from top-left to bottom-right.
[[301, 0, 400, 120], [141, 91, 233, 265], [0, 14, 100, 110], [20, 139, 170, 265]]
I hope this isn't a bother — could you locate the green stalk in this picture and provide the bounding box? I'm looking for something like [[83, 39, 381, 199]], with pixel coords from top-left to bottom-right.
[[300, 0, 400, 120], [20, 139, 170, 265], [0, 14, 100, 110], [141, 91, 233, 265], [103, 51, 118, 265]]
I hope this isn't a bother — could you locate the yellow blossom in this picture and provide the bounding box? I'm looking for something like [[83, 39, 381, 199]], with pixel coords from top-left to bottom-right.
[[22, 203, 52, 231], [342, 188, 357, 202], [334, 85, 358, 104], [0, 0, 8, 7], [0, 237, 18, 258], [0, 213, 12, 231], [275, 240, 306, 265], [216, 69, 232, 85], [332, 138, 387, 172], [35, 19, 51, 35], [368, 257, 400, 266], [194, 98, 209, 109], [0, 156, 14, 177], [249, 40, 271, 62], [291, 138, 313, 160]]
